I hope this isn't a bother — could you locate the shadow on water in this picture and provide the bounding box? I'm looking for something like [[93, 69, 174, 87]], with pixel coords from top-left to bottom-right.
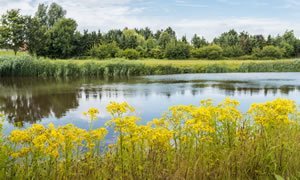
[[0, 73, 300, 128]]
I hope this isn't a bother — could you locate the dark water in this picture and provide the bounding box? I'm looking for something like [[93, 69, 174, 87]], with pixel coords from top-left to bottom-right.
[[1, 73, 300, 134]]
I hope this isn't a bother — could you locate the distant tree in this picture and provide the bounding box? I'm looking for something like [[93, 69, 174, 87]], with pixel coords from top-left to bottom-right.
[[89, 42, 120, 59], [46, 18, 77, 58], [254, 45, 283, 59], [214, 29, 239, 47], [238, 32, 253, 54], [25, 16, 48, 56], [103, 29, 123, 44], [136, 27, 153, 40], [120, 29, 145, 49], [181, 35, 188, 44], [223, 45, 244, 57], [35, 4, 48, 26], [47, 3, 66, 27], [165, 27, 176, 38], [191, 45, 223, 60], [154, 30, 163, 40], [158, 32, 172, 49], [252, 35, 266, 49], [121, 49, 140, 59], [0, 9, 26, 55], [191, 34, 208, 48], [165, 41, 190, 59]]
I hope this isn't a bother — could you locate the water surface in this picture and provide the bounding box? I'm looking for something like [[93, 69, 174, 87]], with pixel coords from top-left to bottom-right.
[[1, 73, 300, 134]]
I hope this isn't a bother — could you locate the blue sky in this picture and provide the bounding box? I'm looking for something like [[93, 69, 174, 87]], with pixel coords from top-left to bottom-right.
[[1, 0, 300, 40]]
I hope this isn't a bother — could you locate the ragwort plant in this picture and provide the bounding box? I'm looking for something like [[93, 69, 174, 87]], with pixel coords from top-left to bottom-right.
[[0, 98, 300, 179]]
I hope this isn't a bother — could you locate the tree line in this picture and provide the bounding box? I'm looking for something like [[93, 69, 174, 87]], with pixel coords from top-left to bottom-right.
[[1, 2, 300, 60]]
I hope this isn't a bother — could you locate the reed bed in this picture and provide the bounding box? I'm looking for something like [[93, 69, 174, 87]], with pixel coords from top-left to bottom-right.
[[0, 56, 299, 77]]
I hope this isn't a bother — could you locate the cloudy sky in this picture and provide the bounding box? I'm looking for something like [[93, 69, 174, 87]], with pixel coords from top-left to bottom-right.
[[1, 0, 300, 40]]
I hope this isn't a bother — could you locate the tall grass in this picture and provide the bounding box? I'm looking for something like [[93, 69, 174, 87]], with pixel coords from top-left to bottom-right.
[[0, 56, 300, 77], [0, 98, 300, 179]]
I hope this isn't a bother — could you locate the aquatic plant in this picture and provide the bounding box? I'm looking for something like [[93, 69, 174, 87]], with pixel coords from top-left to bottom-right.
[[0, 56, 300, 78]]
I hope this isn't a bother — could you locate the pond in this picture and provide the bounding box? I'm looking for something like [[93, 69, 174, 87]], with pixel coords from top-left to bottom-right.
[[1, 73, 300, 134]]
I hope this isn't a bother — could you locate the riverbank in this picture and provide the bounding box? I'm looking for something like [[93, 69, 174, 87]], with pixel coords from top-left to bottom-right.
[[0, 56, 300, 77]]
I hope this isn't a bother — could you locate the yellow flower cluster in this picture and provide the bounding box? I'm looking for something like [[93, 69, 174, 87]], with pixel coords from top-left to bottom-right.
[[249, 98, 297, 127], [106, 102, 135, 117], [83, 107, 99, 121], [9, 123, 107, 158], [3, 98, 299, 179]]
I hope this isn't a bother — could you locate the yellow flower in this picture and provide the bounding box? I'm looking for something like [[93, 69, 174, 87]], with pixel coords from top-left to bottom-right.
[[84, 108, 100, 121]]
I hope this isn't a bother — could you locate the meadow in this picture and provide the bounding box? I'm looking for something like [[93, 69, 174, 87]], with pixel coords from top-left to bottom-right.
[[0, 98, 299, 179], [0, 55, 300, 77]]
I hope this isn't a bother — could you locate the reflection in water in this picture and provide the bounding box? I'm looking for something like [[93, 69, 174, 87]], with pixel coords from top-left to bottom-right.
[[0, 73, 300, 131]]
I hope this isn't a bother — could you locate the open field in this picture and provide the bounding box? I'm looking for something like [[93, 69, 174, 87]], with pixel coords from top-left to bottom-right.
[[0, 55, 300, 77]]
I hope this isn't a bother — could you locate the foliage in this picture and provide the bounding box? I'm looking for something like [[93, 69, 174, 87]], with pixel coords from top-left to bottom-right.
[[0, 56, 300, 77], [191, 34, 208, 48], [149, 48, 164, 59], [120, 49, 140, 60], [0, 9, 26, 55], [223, 45, 244, 57], [254, 45, 284, 59], [191, 45, 223, 59], [165, 41, 190, 59], [0, 99, 300, 179], [89, 42, 120, 59], [1, 3, 300, 59]]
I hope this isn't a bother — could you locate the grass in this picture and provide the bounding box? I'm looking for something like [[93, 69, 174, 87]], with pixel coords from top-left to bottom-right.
[[0, 98, 299, 179], [0, 51, 300, 77]]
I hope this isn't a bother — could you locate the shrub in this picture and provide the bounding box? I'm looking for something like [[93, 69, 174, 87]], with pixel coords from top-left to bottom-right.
[[253, 45, 284, 59], [223, 45, 244, 57], [149, 48, 164, 59], [165, 41, 190, 59], [136, 46, 147, 58], [89, 43, 120, 59], [191, 45, 223, 60], [121, 49, 140, 60], [280, 42, 294, 58]]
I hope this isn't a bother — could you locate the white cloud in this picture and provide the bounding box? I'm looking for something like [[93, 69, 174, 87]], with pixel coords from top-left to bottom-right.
[[0, 0, 300, 41]]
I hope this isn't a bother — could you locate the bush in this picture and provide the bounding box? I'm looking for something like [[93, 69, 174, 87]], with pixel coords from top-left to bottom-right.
[[165, 41, 190, 59], [191, 45, 223, 60], [121, 49, 140, 60], [223, 46, 244, 57], [89, 43, 120, 59], [253, 45, 284, 59], [280, 42, 294, 58], [149, 48, 164, 59]]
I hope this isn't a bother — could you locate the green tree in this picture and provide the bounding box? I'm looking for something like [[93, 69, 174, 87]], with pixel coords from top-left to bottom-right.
[[120, 29, 145, 49], [191, 34, 207, 48], [165, 41, 190, 59], [47, 3, 66, 27], [158, 32, 172, 49], [89, 42, 120, 59], [121, 49, 140, 59], [214, 29, 239, 47], [254, 45, 283, 59], [0, 9, 26, 55], [25, 16, 48, 56], [46, 18, 78, 58], [191, 45, 223, 60], [35, 4, 48, 26]]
